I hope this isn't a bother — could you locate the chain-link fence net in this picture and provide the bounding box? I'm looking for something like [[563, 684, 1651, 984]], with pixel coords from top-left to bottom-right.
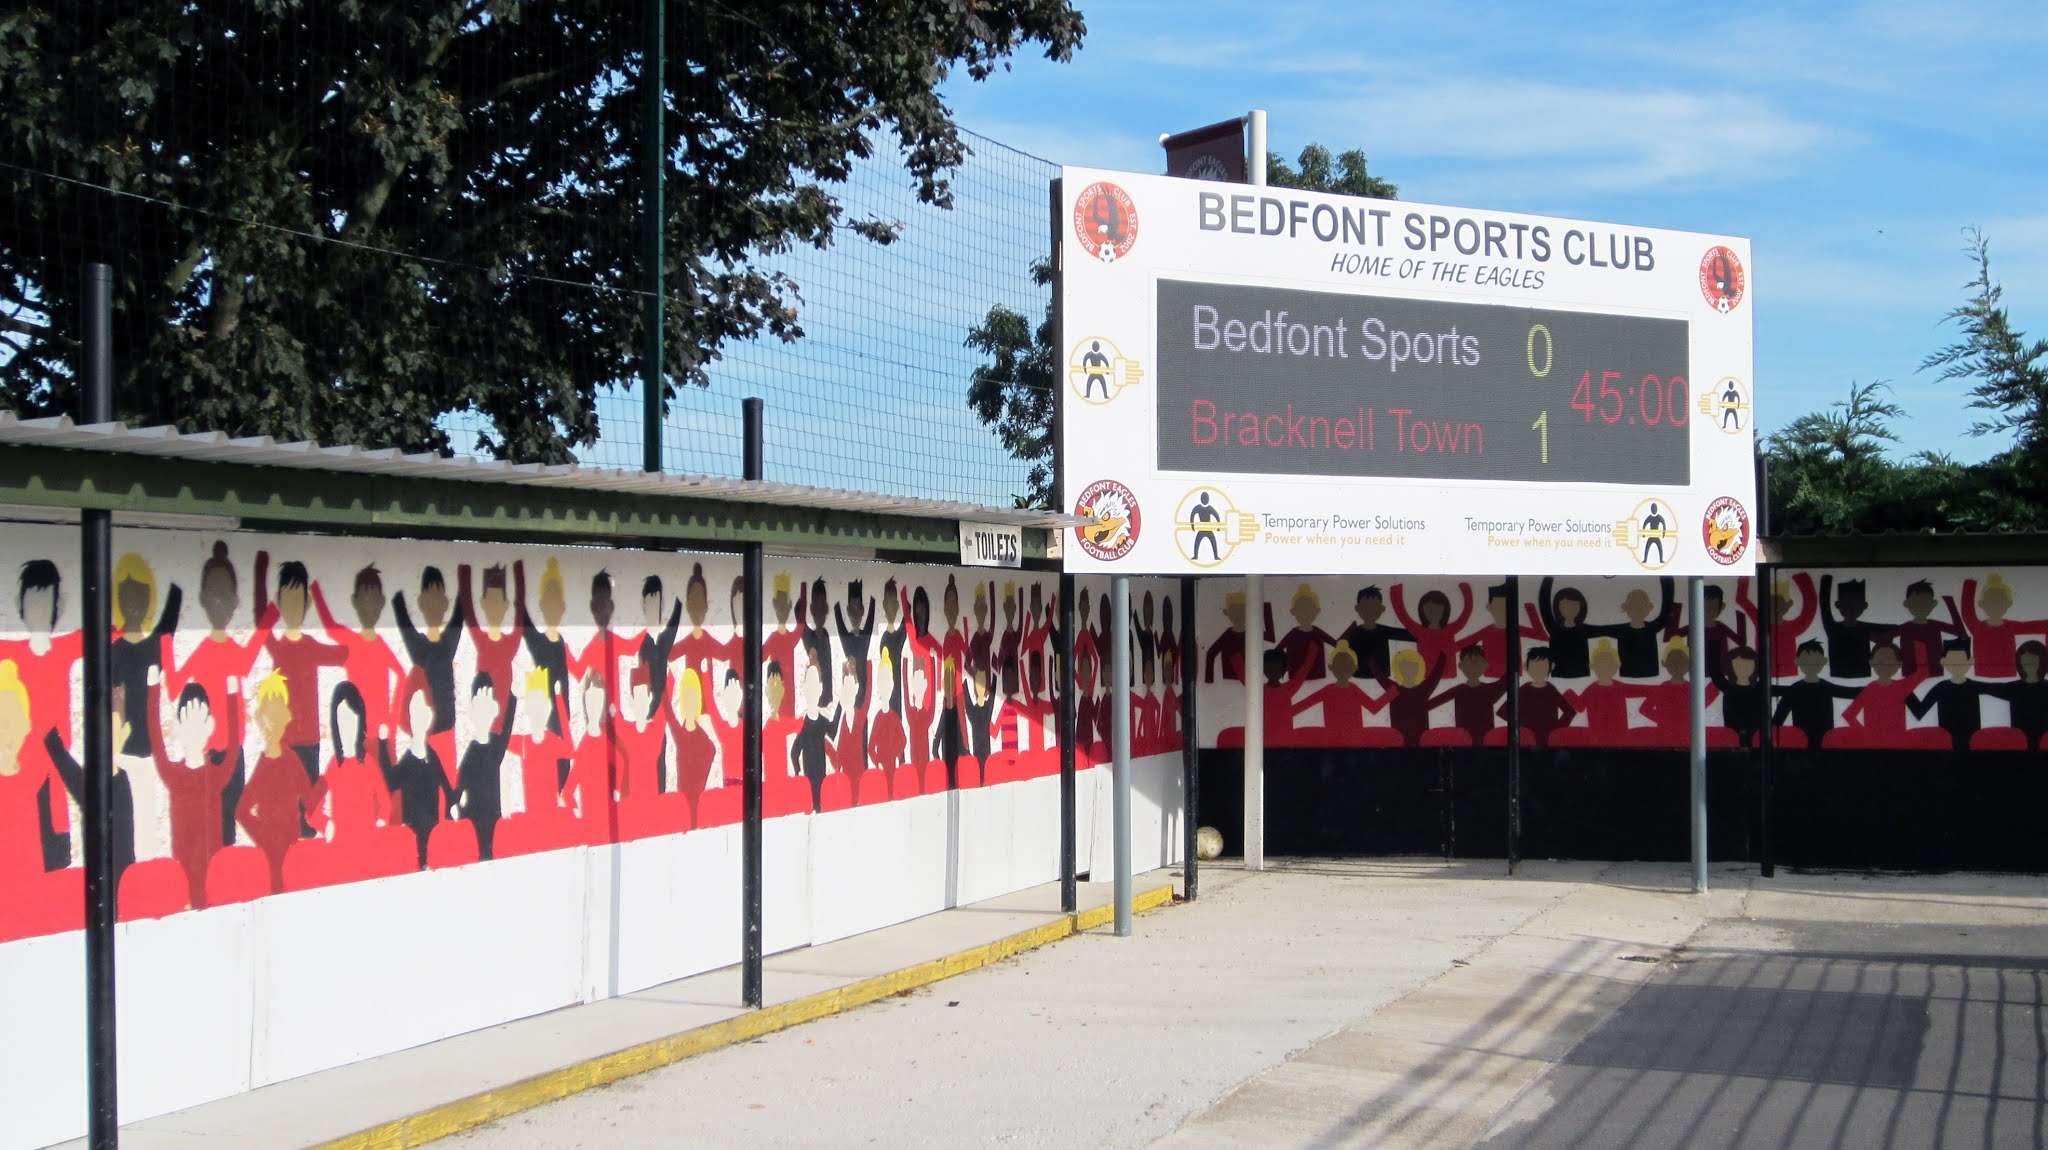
[[0, 2, 1060, 510]]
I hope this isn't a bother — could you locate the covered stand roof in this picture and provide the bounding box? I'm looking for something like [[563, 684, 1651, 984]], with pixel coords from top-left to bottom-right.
[[0, 412, 1080, 560]]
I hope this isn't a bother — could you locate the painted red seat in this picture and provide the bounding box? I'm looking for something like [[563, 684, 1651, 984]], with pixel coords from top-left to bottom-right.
[[1772, 726, 1809, 750], [3, 866, 85, 942], [207, 844, 276, 902], [425, 820, 479, 869], [1546, 727, 1593, 748], [1420, 727, 1474, 748], [695, 784, 743, 827], [817, 773, 854, 812], [1482, 727, 1537, 747], [118, 857, 192, 920], [1971, 726, 2029, 751]]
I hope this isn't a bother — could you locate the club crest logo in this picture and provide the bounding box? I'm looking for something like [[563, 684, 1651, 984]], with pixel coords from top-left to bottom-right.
[[1074, 479, 1142, 562], [1614, 497, 1680, 571], [1699, 245, 1745, 314], [1702, 497, 1751, 566], [1073, 182, 1139, 264]]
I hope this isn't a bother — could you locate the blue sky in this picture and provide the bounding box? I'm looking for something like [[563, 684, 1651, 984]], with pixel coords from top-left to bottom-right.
[[941, 0, 2048, 463]]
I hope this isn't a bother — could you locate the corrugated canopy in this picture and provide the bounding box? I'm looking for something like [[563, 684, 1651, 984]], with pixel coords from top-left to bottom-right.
[[0, 412, 1082, 530]]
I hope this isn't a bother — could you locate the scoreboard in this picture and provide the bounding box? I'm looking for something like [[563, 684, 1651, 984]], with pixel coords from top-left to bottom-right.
[[1058, 168, 1756, 577]]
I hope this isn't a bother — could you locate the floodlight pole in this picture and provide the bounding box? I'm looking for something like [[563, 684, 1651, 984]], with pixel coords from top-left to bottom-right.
[[1689, 575, 1708, 893]]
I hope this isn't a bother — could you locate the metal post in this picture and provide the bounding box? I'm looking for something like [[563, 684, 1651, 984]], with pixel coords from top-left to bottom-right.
[[740, 398, 764, 1007], [1110, 577, 1132, 935], [1246, 109, 1268, 187], [1241, 117, 1267, 875], [1505, 575, 1523, 875], [80, 263, 119, 1149], [638, 0, 666, 473], [1179, 576, 1199, 900], [1689, 576, 1708, 893], [1757, 565, 1775, 878], [1242, 573, 1264, 871], [1057, 574, 1077, 913]]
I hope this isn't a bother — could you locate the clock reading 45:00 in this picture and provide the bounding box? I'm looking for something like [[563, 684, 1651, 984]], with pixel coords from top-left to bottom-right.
[[1525, 322, 1687, 465]]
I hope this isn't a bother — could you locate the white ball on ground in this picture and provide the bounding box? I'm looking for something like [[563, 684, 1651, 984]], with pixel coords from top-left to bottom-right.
[[1195, 826, 1224, 860]]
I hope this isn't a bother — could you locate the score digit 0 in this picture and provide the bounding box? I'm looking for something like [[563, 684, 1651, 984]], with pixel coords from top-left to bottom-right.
[[1526, 323, 1553, 378]]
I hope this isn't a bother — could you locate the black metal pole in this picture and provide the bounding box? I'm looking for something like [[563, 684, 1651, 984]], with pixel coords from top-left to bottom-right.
[[80, 262, 119, 1147], [740, 398, 764, 1007], [1056, 574, 1077, 913], [638, 0, 665, 473], [1179, 575, 1199, 900], [1757, 563, 1775, 879], [1506, 575, 1522, 876]]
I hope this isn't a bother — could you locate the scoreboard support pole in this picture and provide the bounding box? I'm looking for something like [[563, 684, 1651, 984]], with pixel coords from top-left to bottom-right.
[[1243, 573, 1265, 871], [1111, 575, 1134, 936], [1688, 575, 1709, 894]]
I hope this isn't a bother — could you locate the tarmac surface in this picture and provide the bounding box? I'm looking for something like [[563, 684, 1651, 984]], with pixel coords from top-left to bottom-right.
[[445, 861, 2047, 1150]]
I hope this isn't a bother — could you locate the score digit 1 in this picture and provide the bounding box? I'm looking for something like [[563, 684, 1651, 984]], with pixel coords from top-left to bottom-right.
[[1531, 411, 1549, 464]]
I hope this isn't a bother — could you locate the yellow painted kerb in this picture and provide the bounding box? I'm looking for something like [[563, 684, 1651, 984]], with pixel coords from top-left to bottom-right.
[[313, 884, 1175, 1150]]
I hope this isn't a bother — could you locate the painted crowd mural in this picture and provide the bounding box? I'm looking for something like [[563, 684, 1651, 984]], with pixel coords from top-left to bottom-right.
[[0, 524, 1187, 945], [1193, 570, 2048, 757]]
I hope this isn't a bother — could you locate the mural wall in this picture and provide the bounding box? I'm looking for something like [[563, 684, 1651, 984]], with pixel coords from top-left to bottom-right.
[[0, 524, 1188, 945], [1192, 569, 2048, 754], [0, 522, 1191, 1150]]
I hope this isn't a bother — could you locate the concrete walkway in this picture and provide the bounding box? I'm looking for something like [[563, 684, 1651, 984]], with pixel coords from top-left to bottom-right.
[[444, 861, 2046, 1150], [54, 861, 2048, 1149]]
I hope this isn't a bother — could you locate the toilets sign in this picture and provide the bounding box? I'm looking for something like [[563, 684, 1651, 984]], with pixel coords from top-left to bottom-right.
[[1058, 166, 1756, 578]]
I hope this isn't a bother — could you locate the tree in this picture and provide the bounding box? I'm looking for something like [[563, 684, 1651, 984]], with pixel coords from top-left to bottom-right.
[[1266, 144, 1397, 199], [1764, 231, 2048, 535], [1920, 227, 2048, 501], [966, 258, 1057, 509], [0, 1, 1084, 460], [966, 142, 1394, 508], [1763, 380, 1905, 535]]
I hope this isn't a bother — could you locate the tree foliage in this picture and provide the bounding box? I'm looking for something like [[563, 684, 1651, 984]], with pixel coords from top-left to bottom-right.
[[1265, 144, 1397, 199], [966, 142, 1393, 508], [1765, 230, 2048, 535], [0, 1, 1083, 460]]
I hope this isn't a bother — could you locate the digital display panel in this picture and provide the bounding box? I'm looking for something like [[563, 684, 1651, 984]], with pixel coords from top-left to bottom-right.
[[1154, 279, 1690, 485]]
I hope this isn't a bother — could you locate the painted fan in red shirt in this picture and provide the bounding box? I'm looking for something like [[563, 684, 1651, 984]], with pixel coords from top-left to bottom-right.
[[1566, 640, 1653, 742], [1458, 583, 1550, 679], [675, 563, 742, 703], [610, 666, 670, 802], [1428, 645, 1509, 744], [1391, 582, 1474, 681], [1370, 649, 1448, 749], [1840, 643, 1928, 742], [937, 575, 969, 714], [761, 573, 803, 719], [1636, 640, 1721, 746], [150, 667, 245, 908], [1955, 575, 2047, 679], [313, 567, 406, 743], [459, 563, 526, 712], [255, 556, 349, 779], [0, 559, 85, 841], [0, 657, 62, 891], [163, 542, 275, 754], [1272, 582, 1338, 681], [513, 671, 575, 816], [1287, 642, 1391, 742], [309, 683, 391, 847], [1502, 649, 1578, 748], [237, 672, 318, 892], [668, 668, 720, 819], [562, 673, 618, 841], [1739, 572, 1816, 680]]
